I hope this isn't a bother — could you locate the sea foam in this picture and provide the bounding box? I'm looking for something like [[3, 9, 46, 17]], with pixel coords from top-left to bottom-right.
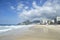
[[0, 25, 34, 33]]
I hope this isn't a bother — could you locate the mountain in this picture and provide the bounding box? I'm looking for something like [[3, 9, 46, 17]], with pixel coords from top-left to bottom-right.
[[18, 20, 40, 25]]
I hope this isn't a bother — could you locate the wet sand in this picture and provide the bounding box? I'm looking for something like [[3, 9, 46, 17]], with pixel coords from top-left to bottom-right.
[[0, 25, 60, 40]]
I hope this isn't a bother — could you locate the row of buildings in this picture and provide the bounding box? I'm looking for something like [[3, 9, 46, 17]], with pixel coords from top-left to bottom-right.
[[18, 16, 60, 25], [40, 16, 60, 25]]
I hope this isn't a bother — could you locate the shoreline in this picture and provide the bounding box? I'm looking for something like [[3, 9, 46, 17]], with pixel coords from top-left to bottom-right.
[[0, 25, 60, 40]]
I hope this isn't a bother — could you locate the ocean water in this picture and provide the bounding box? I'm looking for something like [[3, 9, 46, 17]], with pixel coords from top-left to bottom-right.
[[0, 24, 34, 34]]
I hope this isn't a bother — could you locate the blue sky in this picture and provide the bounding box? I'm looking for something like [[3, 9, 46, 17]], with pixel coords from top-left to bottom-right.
[[0, 0, 47, 24], [0, 0, 18, 24], [0, 0, 60, 24]]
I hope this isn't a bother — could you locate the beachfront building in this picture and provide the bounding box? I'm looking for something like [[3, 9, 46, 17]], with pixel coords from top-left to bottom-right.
[[41, 19, 48, 25], [40, 18, 49, 25], [40, 18, 55, 25], [47, 20, 55, 24], [56, 16, 60, 24]]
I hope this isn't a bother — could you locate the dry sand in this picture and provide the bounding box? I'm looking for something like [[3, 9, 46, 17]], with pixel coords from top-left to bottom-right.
[[0, 25, 60, 40]]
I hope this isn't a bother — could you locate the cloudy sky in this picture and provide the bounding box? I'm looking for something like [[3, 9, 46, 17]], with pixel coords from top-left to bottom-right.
[[0, 0, 60, 24]]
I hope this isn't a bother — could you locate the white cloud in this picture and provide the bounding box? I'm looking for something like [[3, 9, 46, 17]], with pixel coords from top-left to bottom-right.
[[11, 6, 15, 10], [17, 4, 24, 11], [24, 6, 29, 10], [18, 0, 60, 22], [32, 1, 40, 9]]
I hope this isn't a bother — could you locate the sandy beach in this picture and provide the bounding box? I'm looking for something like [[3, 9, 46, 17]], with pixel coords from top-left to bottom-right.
[[0, 25, 60, 40]]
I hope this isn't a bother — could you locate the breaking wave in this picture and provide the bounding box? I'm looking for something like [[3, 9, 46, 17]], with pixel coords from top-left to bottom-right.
[[0, 25, 34, 33]]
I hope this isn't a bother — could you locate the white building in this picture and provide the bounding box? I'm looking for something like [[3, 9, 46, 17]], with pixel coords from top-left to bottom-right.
[[40, 18, 49, 25], [56, 17, 60, 21], [56, 16, 60, 24]]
